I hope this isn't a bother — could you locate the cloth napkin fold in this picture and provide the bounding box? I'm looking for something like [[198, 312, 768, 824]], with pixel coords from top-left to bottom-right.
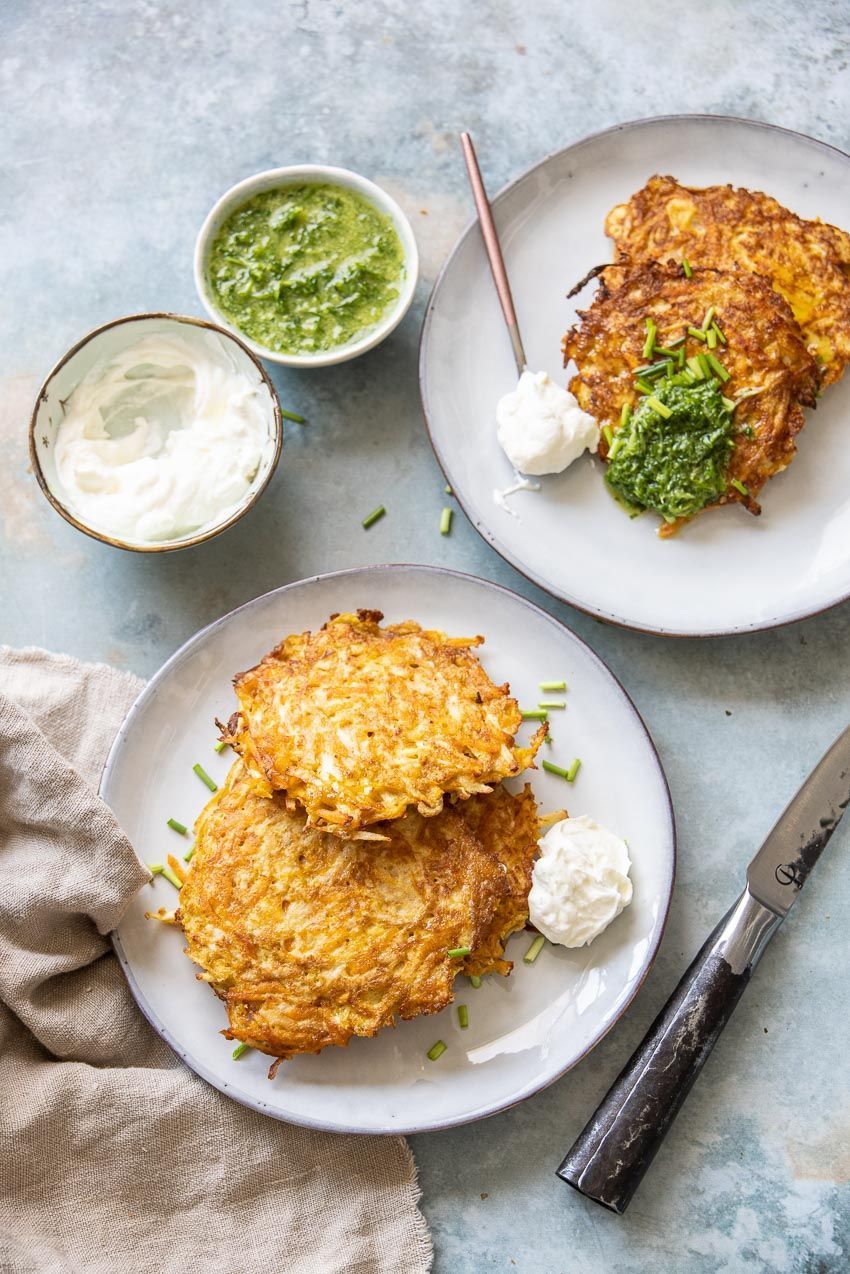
[[0, 647, 432, 1274]]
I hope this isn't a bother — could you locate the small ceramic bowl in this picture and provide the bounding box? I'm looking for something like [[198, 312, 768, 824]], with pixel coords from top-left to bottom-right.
[[194, 165, 419, 368], [30, 312, 283, 553]]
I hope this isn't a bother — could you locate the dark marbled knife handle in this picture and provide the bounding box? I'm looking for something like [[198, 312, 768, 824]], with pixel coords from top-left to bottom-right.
[[557, 888, 783, 1214]]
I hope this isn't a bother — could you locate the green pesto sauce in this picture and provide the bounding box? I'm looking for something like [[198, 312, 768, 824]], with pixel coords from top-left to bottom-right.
[[605, 380, 736, 523], [207, 183, 405, 355]]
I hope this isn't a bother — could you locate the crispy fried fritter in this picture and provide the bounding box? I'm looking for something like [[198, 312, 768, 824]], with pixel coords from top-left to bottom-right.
[[606, 175, 850, 385], [178, 761, 539, 1063], [226, 610, 543, 835], [562, 262, 820, 531]]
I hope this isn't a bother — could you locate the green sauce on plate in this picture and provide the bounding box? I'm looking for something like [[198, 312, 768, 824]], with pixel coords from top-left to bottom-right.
[[605, 380, 736, 524], [207, 183, 405, 355]]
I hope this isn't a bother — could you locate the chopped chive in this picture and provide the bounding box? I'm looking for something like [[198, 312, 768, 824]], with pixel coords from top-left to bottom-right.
[[538, 701, 565, 710], [362, 505, 386, 529], [521, 709, 548, 721], [687, 325, 707, 342], [566, 758, 582, 782], [646, 395, 672, 419], [706, 327, 718, 349], [469, 975, 482, 989], [193, 763, 217, 792], [619, 402, 631, 429], [633, 359, 671, 379], [427, 1040, 447, 1061], [635, 378, 654, 395], [524, 935, 545, 964], [676, 346, 686, 368], [544, 733, 553, 745], [280, 408, 306, 424], [686, 356, 705, 380], [542, 760, 570, 779], [232, 1042, 250, 1060], [444, 484, 453, 495], [668, 334, 687, 349], [601, 423, 613, 447], [161, 864, 183, 890], [439, 507, 453, 535], [447, 946, 471, 958], [706, 353, 730, 382], [701, 306, 716, 331], [457, 1004, 469, 1029], [167, 817, 187, 836], [721, 396, 736, 412], [642, 318, 657, 360], [539, 680, 566, 692], [731, 478, 749, 496], [607, 435, 623, 460], [183, 844, 195, 863], [697, 353, 713, 379], [712, 321, 727, 345], [213, 740, 227, 753], [148, 862, 164, 876], [682, 257, 693, 278], [652, 345, 680, 359]]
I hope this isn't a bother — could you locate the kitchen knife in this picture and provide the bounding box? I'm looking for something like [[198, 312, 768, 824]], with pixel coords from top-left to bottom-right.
[[557, 722, 850, 1214]]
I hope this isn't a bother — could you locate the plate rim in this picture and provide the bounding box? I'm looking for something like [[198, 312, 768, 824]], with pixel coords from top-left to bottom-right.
[[419, 112, 850, 639], [102, 562, 676, 1135]]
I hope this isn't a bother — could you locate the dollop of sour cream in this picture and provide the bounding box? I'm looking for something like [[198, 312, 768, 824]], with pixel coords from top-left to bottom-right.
[[53, 331, 273, 543], [529, 815, 633, 948], [496, 369, 598, 476]]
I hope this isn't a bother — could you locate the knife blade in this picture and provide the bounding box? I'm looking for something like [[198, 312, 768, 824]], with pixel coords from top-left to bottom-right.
[[557, 722, 850, 1214]]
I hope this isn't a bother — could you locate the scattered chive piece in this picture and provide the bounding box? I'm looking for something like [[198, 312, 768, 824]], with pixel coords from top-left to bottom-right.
[[447, 946, 471, 958], [642, 318, 656, 360], [721, 396, 736, 412], [544, 733, 553, 746], [686, 355, 705, 380], [701, 306, 716, 332], [280, 408, 306, 424], [652, 345, 680, 359], [521, 709, 548, 721], [706, 352, 730, 382], [232, 1042, 250, 1060], [193, 762, 217, 792], [682, 257, 693, 278], [646, 395, 672, 419], [697, 353, 713, 379], [687, 325, 707, 342], [148, 862, 164, 876], [213, 740, 227, 754], [539, 680, 566, 692], [633, 359, 670, 379], [601, 423, 613, 447], [566, 758, 582, 782], [444, 484, 453, 495], [538, 701, 565, 710], [161, 864, 183, 890], [427, 1040, 447, 1061], [706, 327, 718, 349], [362, 505, 386, 529], [183, 844, 195, 863], [712, 321, 727, 345], [524, 935, 545, 964], [607, 435, 623, 460], [470, 975, 482, 989], [440, 506, 453, 536], [542, 760, 570, 779], [620, 402, 631, 429], [676, 346, 686, 368], [668, 334, 688, 349], [167, 817, 187, 836], [731, 478, 750, 496], [457, 1004, 469, 1029], [635, 378, 654, 394]]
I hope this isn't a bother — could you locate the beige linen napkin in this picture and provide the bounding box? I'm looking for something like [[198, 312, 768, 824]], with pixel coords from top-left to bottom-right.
[[0, 647, 432, 1274]]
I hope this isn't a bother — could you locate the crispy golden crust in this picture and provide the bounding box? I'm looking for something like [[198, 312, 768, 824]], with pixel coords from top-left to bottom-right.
[[562, 261, 820, 533], [226, 610, 543, 834], [606, 174, 850, 385], [178, 761, 539, 1062]]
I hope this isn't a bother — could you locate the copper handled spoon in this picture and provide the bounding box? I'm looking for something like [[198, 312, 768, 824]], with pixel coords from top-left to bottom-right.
[[460, 132, 527, 376]]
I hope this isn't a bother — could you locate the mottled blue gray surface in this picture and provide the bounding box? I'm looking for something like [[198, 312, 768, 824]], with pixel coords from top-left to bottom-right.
[[3, 2, 850, 1270]]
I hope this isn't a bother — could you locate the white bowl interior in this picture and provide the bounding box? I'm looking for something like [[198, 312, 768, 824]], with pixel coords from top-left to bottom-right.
[[33, 315, 280, 550], [194, 165, 419, 368]]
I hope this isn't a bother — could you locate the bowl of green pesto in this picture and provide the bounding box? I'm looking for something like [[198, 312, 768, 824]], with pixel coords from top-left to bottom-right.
[[195, 166, 419, 367]]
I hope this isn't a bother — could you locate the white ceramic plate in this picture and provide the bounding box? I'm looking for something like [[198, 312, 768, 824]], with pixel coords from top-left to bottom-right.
[[420, 116, 850, 636], [102, 565, 674, 1134]]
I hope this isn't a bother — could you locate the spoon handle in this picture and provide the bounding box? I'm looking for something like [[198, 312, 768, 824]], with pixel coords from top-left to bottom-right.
[[460, 132, 526, 375]]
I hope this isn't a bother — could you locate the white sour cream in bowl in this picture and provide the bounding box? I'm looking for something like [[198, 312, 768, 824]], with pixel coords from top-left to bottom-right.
[[31, 314, 282, 552]]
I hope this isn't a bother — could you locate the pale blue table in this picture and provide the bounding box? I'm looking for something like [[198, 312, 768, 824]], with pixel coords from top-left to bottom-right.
[[3, 3, 849, 1269]]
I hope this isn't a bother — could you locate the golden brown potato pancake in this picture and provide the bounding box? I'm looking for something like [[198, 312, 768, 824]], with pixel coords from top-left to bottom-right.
[[606, 175, 850, 385], [178, 761, 539, 1064], [562, 261, 820, 531], [225, 609, 543, 835]]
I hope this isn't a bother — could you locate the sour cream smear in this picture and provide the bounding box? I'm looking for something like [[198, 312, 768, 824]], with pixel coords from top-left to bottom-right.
[[528, 815, 633, 948], [496, 370, 597, 476]]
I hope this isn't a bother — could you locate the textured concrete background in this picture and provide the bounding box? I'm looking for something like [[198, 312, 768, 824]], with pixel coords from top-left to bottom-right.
[[3, 2, 850, 1270]]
